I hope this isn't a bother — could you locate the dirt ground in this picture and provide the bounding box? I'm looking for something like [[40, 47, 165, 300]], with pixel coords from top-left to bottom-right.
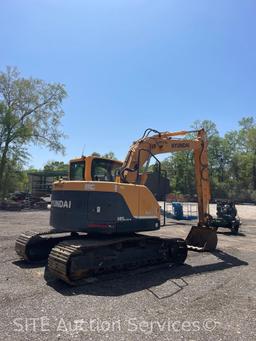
[[0, 206, 255, 340]]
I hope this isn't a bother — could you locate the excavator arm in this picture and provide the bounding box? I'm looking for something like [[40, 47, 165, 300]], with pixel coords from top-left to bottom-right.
[[119, 128, 217, 251], [120, 128, 211, 226]]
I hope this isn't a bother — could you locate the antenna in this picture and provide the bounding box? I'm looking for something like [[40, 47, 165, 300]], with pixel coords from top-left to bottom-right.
[[81, 144, 85, 157]]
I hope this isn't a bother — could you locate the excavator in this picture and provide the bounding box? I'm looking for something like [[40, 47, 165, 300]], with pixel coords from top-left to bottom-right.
[[15, 128, 217, 285]]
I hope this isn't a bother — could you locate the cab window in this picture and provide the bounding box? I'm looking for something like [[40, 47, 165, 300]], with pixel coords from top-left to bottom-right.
[[91, 159, 120, 181], [70, 161, 85, 180]]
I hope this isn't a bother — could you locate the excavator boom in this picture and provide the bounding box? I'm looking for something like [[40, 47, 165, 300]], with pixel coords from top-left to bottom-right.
[[120, 129, 210, 225], [119, 128, 217, 250]]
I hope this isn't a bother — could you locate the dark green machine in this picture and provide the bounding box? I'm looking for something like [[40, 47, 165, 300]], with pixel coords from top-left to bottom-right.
[[211, 200, 241, 234]]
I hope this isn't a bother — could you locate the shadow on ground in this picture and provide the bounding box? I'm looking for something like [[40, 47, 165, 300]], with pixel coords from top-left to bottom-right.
[[46, 250, 248, 297], [217, 230, 246, 236], [13, 259, 46, 268]]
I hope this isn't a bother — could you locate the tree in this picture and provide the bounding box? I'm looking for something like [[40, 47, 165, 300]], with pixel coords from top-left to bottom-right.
[[161, 120, 220, 197], [91, 151, 117, 160], [233, 117, 256, 191], [91, 152, 101, 157], [161, 120, 227, 198], [160, 117, 256, 202], [43, 160, 68, 172], [0, 66, 67, 197], [102, 151, 117, 160], [191, 119, 219, 138], [1, 158, 29, 195]]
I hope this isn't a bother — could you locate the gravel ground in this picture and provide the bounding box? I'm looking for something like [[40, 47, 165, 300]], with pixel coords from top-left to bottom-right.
[[0, 207, 255, 341]]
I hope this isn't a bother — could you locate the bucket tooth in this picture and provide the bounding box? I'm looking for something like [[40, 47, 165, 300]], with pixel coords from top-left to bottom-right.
[[186, 226, 217, 251]]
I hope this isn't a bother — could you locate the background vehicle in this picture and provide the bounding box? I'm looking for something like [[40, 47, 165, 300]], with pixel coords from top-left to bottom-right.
[[211, 200, 241, 234]]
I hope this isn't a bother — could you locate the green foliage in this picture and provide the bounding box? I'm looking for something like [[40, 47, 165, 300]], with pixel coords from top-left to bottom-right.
[[102, 151, 117, 160], [161, 117, 256, 202], [43, 160, 68, 172], [91, 152, 101, 157], [91, 151, 117, 160], [0, 66, 67, 197], [1, 159, 29, 196]]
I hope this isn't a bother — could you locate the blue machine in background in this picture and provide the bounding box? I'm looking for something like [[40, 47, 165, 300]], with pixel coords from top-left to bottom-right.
[[161, 202, 198, 221], [172, 202, 184, 220]]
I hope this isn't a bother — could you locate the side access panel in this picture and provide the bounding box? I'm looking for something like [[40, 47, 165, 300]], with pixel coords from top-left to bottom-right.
[[87, 192, 133, 223]]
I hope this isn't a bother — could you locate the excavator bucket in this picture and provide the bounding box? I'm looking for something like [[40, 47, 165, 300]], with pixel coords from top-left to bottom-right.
[[186, 226, 217, 251]]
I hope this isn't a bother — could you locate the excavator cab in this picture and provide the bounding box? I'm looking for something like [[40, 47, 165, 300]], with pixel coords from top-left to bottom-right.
[[69, 156, 122, 182]]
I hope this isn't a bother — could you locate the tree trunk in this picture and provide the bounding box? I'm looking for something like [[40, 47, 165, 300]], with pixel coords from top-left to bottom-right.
[[0, 142, 9, 198], [252, 150, 256, 190]]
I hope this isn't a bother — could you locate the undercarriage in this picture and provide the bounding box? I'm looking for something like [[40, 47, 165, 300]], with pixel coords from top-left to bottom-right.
[[15, 230, 187, 285]]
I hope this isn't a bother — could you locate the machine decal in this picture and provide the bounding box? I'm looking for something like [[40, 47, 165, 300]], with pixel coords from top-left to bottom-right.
[[117, 217, 132, 222], [51, 200, 72, 209], [84, 183, 95, 191], [171, 142, 190, 148]]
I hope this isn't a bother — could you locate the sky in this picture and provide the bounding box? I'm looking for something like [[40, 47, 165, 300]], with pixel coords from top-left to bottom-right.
[[1, 0, 256, 168]]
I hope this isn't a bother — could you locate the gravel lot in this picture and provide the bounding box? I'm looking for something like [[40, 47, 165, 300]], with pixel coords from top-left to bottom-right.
[[0, 206, 255, 340]]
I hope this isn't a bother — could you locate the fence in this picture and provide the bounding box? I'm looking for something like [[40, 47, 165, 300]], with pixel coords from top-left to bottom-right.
[[160, 201, 198, 224]]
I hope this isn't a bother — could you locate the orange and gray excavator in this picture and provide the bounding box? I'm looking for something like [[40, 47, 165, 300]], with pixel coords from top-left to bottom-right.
[[15, 128, 217, 285]]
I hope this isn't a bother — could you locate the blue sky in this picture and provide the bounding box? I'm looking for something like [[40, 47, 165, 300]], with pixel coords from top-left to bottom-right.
[[1, 0, 256, 168]]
